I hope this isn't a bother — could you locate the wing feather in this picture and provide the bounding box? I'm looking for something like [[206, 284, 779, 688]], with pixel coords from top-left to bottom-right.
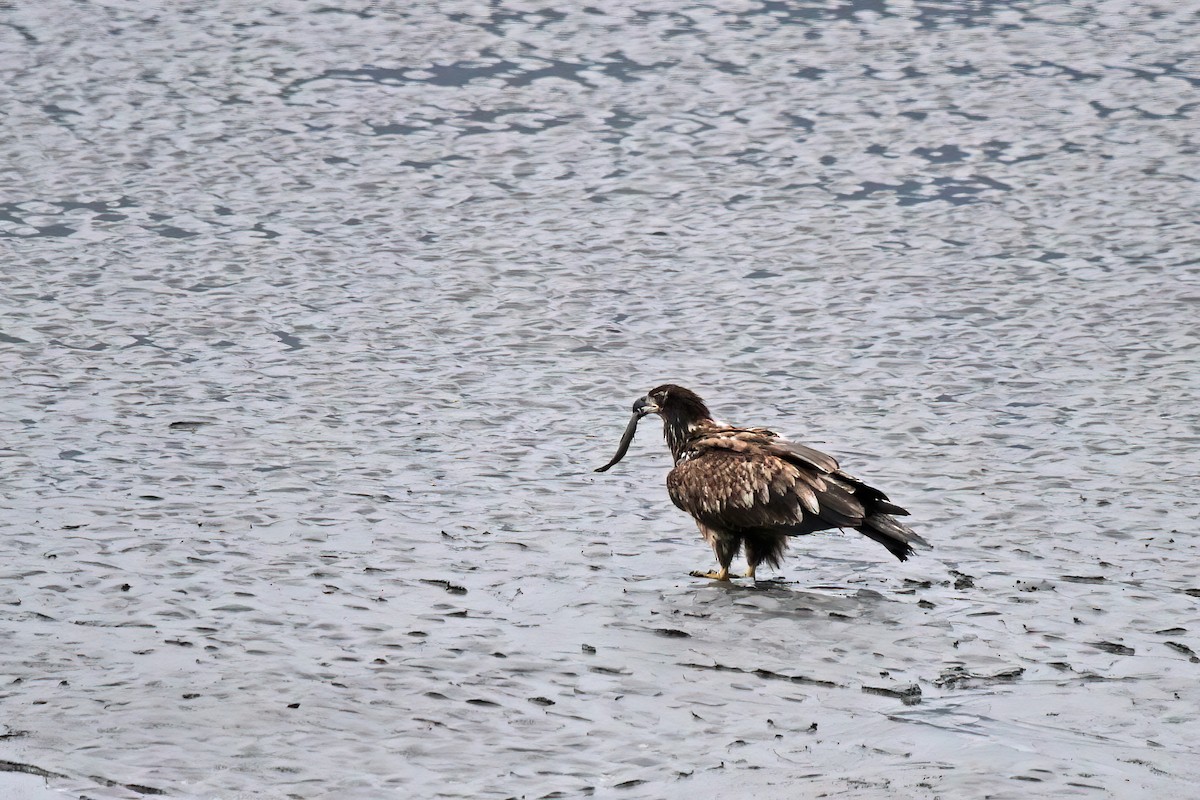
[[767, 440, 840, 474], [796, 485, 820, 515]]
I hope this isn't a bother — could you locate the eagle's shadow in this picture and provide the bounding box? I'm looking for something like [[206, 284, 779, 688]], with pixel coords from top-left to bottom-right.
[[683, 574, 895, 621], [696, 575, 885, 595]]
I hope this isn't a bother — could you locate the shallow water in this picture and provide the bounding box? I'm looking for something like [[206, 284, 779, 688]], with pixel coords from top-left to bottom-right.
[[1, 0, 1198, 797]]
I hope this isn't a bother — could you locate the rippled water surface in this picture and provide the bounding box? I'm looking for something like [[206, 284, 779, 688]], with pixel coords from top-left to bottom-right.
[[2, 1, 1199, 797]]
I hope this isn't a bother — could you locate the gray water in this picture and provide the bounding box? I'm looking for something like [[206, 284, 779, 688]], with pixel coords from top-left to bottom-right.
[[2, 1, 1199, 798]]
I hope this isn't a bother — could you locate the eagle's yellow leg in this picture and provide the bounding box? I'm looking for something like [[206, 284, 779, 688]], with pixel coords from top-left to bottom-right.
[[691, 525, 735, 581], [690, 567, 731, 581]]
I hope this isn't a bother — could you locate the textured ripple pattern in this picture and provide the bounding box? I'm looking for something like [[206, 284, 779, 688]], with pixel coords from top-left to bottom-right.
[[1, 1, 1198, 798]]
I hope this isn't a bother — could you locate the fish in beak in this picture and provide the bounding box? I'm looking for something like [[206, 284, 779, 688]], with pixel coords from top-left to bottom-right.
[[594, 395, 659, 472]]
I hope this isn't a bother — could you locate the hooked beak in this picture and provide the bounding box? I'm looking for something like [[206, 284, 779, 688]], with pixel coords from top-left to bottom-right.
[[594, 395, 658, 472], [632, 396, 660, 417]]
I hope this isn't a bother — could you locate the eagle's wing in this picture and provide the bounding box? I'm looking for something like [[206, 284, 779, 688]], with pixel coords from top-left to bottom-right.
[[767, 434, 911, 517], [666, 430, 868, 533], [765, 439, 841, 474]]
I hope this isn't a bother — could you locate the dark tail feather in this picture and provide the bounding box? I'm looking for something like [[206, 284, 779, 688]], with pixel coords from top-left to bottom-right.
[[858, 514, 931, 562], [875, 500, 909, 516]]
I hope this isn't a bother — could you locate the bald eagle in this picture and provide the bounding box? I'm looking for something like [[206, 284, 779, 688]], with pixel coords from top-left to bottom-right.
[[596, 385, 930, 581]]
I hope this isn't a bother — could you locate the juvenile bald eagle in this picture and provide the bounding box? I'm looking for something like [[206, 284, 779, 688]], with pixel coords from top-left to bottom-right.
[[596, 384, 929, 580]]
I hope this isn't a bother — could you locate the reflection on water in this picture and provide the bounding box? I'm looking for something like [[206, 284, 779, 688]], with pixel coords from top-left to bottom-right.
[[1, 0, 1198, 797]]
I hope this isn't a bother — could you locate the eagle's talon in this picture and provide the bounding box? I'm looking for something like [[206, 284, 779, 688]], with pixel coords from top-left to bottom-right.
[[690, 569, 731, 581]]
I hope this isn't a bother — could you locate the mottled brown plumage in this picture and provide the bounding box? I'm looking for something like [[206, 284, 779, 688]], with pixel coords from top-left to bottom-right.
[[596, 384, 930, 580]]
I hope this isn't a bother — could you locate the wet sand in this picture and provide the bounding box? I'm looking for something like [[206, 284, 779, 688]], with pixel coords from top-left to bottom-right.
[[2, 0, 1199, 797]]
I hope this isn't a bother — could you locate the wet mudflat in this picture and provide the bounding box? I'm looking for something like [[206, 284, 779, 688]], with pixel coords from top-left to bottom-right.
[[1, 0, 1198, 797]]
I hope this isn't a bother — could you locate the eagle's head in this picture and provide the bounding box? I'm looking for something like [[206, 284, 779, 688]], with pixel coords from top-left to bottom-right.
[[636, 384, 712, 424], [595, 384, 713, 472]]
